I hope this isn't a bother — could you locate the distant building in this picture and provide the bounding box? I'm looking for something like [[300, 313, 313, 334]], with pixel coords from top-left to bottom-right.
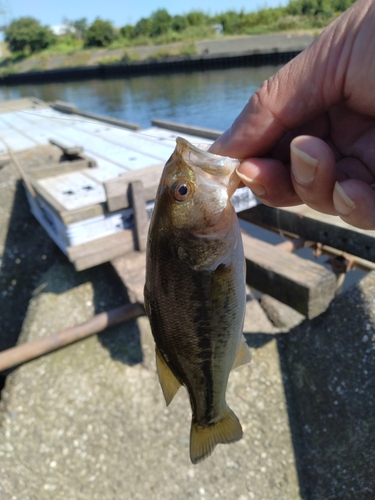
[[212, 24, 224, 35]]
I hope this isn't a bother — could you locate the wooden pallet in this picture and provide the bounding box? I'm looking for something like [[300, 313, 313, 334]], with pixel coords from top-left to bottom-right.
[[4, 97, 372, 320], [1, 97, 257, 270]]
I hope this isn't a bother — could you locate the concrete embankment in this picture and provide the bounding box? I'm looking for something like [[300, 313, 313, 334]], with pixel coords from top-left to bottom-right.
[[0, 32, 315, 85]]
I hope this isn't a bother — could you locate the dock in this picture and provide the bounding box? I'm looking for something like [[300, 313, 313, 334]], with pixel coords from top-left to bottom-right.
[[1, 97, 375, 320], [1, 97, 375, 499], [0, 98, 254, 269]]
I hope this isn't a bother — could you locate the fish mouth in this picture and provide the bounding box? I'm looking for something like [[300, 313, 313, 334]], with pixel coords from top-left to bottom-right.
[[175, 137, 240, 187]]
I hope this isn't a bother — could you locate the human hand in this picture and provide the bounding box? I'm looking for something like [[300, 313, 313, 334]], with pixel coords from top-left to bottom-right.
[[210, 0, 375, 229]]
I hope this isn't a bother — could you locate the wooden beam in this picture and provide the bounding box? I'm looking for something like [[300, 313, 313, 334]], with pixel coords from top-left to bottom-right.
[[76, 110, 141, 131], [112, 252, 147, 304], [49, 138, 83, 158], [242, 232, 336, 319], [239, 205, 375, 262], [151, 118, 222, 140], [51, 100, 77, 114], [51, 100, 141, 130], [28, 168, 108, 225], [67, 229, 135, 270], [104, 163, 163, 212], [28, 159, 95, 180], [129, 181, 149, 252]]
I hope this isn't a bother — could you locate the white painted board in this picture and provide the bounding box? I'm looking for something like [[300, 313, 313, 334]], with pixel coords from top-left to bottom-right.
[[0, 115, 38, 151], [37, 171, 106, 211], [13, 110, 161, 171]]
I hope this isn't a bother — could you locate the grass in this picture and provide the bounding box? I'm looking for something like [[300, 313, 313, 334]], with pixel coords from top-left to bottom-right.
[[43, 40, 84, 55], [146, 43, 198, 61], [0, 14, 334, 77], [97, 52, 142, 65]]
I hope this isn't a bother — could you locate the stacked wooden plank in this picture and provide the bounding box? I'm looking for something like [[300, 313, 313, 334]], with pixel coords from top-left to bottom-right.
[[0, 98, 256, 271], [4, 97, 375, 320]]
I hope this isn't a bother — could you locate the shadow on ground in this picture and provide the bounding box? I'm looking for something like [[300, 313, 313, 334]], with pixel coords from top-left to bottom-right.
[[0, 180, 58, 353], [276, 282, 375, 500], [244, 332, 275, 349], [0, 178, 143, 393], [21, 259, 144, 367]]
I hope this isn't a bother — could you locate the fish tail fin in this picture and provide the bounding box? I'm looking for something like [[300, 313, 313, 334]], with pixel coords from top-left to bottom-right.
[[190, 407, 243, 464]]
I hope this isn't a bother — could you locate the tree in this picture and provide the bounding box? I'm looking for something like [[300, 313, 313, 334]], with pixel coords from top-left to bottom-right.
[[150, 9, 172, 36], [70, 18, 88, 40], [120, 24, 135, 40], [172, 15, 189, 32], [84, 18, 116, 47], [186, 11, 208, 26], [5, 17, 56, 53], [286, 0, 334, 17], [133, 17, 154, 38], [216, 11, 245, 34]]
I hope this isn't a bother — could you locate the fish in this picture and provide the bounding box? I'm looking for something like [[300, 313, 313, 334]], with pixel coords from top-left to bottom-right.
[[144, 137, 251, 464]]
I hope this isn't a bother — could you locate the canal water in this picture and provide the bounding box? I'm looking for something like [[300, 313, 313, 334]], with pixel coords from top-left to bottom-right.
[[0, 65, 283, 130], [0, 64, 364, 291]]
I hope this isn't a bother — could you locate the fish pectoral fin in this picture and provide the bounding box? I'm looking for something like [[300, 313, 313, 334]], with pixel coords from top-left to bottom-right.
[[190, 407, 243, 465], [232, 336, 252, 371], [155, 348, 181, 406]]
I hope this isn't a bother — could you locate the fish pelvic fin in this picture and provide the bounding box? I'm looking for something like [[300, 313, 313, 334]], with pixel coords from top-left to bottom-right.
[[155, 348, 181, 406], [190, 407, 243, 465], [232, 336, 252, 371]]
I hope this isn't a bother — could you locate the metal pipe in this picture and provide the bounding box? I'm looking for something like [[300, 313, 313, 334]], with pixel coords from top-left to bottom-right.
[[250, 225, 375, 272], [0, 302, 144, 373], [275, 237, 309, 253]]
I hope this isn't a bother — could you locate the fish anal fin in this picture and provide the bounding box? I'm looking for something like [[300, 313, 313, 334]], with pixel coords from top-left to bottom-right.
[[155, 348, 181, 406], [232, 336, 252, 371], [190, 407, 243, 464]]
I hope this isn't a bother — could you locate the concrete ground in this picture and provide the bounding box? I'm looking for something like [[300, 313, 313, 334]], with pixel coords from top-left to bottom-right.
[[0, 260, 300, 500], [1, 147, 375, 499]]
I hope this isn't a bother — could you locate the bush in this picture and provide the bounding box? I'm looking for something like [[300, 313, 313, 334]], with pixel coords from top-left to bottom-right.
[[120, 24, 135, 40], [84, 18, 116, 47], [5, 17, 56, 53]]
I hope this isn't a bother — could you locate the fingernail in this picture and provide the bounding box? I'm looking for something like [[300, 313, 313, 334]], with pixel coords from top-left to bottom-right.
[[236, 169, 266, 197], [334, 182, 356, 215], [291, 143, 318, 185]]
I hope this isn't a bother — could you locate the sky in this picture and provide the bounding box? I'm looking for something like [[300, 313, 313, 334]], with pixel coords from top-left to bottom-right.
[[1, 0, 289, 27]]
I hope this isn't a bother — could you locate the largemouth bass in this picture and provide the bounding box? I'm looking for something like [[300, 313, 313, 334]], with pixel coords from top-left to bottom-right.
[[144, 137, 251, 464]]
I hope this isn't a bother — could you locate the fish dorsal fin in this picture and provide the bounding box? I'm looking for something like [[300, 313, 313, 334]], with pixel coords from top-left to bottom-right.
[[190, 406, 243, 464], [155, 348, 181, 406], [232, 336, 252, 371]]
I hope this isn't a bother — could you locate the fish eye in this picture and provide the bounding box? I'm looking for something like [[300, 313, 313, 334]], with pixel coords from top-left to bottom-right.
[[172, 181, 190, 201]]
